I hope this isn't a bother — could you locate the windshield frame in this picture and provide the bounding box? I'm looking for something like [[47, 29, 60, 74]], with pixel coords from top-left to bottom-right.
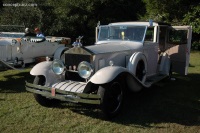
[[97, 25, 147, 43], [0, 32, 25, 38]]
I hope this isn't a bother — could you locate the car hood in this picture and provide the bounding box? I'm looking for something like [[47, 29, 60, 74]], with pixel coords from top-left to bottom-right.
[[86, 42, 131, 54], [66, 41, 142, 55]]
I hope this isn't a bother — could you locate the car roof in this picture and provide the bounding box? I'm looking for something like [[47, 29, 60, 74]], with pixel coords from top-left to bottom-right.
[[109, 21, 171, 26]]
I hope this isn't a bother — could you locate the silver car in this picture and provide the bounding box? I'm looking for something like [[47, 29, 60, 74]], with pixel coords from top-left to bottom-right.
[[0, 34, 71, 68], [26, 21, 192, 118]]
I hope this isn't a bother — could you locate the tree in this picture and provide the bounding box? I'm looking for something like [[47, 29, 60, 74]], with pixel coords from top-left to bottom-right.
[[1, 0, 198, 44], [0, 0, 43, 31], [141, 0, 199, 24], [141, 0, 200, 44], [183, 5, 200, 34]]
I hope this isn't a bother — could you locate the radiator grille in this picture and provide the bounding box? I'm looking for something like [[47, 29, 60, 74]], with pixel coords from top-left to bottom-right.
[[65, 53, 91, 82], [65, 54, 91, 67]]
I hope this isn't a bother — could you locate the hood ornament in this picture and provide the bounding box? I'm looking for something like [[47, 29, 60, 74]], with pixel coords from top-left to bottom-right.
[[72, 36, 83, 47]]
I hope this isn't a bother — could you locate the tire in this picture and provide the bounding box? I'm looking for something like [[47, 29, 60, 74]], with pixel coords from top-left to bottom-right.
[[129, 52, 147, 84], [135, 60, 146, 82], [33, 76, 60, 107], [168, 63, 173, 79], [97, 80, 124, 118]]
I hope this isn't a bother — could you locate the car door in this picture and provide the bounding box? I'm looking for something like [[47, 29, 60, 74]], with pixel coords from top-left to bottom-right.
[[19, 38, 34, 60], [31, 37, 47, 57], [143, 26, 159, 77], [166, 26, 192, 75], [0, 39, 12, 61]]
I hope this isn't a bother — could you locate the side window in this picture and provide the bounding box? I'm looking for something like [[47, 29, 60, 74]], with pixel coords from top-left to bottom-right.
[[98, 27, 109, 41], [168, 29, 188, 44], [145, 27, 154, 42], [159, 26, 168, 52]]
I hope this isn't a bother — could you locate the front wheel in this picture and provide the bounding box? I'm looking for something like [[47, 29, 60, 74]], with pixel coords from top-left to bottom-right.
[[33, 76, 60, 107], [97, 80, 124, 118], [135, 60, 146, 83]]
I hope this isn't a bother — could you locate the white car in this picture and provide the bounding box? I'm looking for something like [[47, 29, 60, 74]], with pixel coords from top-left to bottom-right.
[[0, 34, 71, 68], [26, 21, 192, 118]]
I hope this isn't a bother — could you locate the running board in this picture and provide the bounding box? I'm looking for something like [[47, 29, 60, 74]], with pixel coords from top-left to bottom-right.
[[0, 59, 22, 70], [144, 74, 168, 86]]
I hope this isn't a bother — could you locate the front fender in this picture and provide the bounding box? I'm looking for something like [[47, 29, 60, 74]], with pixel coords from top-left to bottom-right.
[[30, 61, 52, 76], [89, 66, 151, 92], [89, 66, 128, 84], [30, 61, 64, 86]]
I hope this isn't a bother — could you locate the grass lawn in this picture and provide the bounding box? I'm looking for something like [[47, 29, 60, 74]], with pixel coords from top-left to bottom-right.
[[0, 51, 200, 133]]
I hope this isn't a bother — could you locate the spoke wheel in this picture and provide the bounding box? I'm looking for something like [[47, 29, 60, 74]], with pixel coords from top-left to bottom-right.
[[98, 81, 123, 118], [136, 60, 145, 81]]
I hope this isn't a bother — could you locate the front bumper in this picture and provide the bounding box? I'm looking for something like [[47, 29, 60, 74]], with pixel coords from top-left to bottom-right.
[[25, 81, 101, 105]]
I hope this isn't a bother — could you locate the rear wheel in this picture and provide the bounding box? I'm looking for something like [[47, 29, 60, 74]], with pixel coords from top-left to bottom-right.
[[168, 63, 175, 80], [33, 76, 60, 107], [97, 80, 124, 118]]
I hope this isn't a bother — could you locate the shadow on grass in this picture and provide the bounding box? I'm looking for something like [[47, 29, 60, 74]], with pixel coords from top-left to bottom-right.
[[0, 69, 34, 93], [1, 69, 199, 127], [56, 73, 200, 127]]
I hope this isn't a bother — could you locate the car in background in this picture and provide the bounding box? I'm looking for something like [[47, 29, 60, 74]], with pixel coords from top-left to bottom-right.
[[0, 25, 71, 68]]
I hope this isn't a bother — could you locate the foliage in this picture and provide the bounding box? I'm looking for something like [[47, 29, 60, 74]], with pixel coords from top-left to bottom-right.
[[0, 0, 145, 44], [191, 41, 200, 50], [141, 0, 199, 23], [0, 0, 43, 32], [0, 0, 199, 44], [183, 5, 200, 34]]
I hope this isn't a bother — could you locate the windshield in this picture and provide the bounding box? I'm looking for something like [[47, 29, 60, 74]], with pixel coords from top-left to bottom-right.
[[0, 33, 24, 38], [98, 25, 147, 42]]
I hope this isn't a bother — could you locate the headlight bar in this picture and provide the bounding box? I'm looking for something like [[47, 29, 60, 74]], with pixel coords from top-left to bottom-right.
[[52, 59, 65, 75], [78, 61, 93, 79]]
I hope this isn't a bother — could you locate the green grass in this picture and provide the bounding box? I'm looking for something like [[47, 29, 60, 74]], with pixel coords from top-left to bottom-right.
[[0, 51, 200, 133]]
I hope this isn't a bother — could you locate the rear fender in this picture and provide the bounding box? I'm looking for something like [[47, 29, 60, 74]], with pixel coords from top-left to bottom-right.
[[30, 61, 65, 86]]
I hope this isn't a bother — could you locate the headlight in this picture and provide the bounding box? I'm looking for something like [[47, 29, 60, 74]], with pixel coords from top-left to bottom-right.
[[78, 61, 93, 79], [52, 59, 65, 75]]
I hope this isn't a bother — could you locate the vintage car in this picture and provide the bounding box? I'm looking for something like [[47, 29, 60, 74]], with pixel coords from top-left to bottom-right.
[[0, 35, 71, 68], [26, 21, 192, 118]]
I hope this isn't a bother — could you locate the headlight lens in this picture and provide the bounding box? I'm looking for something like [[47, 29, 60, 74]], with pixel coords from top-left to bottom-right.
[[78, 61, 93, 79], [52, 59, 65, 75]]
